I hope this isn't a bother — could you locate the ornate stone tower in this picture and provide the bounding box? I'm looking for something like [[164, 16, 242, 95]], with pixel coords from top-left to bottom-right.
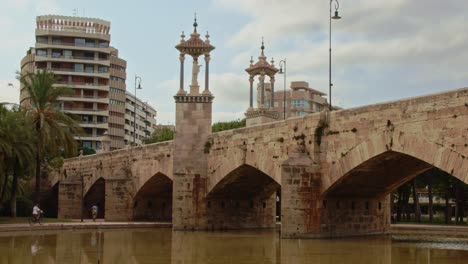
[[173, 17, 215, 230], [245, 40, 280, 126]]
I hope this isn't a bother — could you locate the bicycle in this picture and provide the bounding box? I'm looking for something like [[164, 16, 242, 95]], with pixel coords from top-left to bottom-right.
[[28, 211, 44, 225]]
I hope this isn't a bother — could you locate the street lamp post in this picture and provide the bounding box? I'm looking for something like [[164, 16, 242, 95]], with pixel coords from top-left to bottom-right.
[[278, 60, 287, 120], [329, 0, 342, 111], [79, 150, 84, 222], [133, 75, 142, 146]]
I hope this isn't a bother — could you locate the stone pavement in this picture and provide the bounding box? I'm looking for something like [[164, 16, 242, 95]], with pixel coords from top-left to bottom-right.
[[391, 224, 468, 241], [0, 220, 171, 233]]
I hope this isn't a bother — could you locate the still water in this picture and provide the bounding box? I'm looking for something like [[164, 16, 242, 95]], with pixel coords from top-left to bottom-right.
[[0, 228, 467, 264]]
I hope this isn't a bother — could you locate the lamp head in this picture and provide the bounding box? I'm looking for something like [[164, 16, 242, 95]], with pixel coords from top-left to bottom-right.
[[137, 83, 142, 90], [279, 66, 284, 74], [332, 10, 341, 19]]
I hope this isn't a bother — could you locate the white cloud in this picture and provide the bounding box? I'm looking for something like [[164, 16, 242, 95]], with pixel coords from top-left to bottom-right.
[[211, 0, 468, 108]]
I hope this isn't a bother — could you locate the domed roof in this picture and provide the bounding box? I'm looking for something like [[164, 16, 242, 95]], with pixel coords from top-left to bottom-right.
[[175, 17, 215, 57], [245, 40, 278, 76]]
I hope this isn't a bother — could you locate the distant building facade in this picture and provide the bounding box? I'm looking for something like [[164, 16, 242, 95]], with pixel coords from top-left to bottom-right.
[[20, 15, 156, 151], [124, 92, 157, 146], [259, 81, 330, 119]]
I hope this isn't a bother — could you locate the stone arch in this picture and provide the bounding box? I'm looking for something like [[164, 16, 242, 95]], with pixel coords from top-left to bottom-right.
[[133, 172, 172, 221], [206, 164, 281, 229], [83, 177, 105, 219], [322, 131, 467, 197], [207, 147, 281, 195]]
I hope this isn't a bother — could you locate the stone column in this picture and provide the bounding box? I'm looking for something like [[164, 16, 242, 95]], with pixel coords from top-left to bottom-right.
[[259, 73, 265, 107], [203, 54, 211, 95], [270, 76, 275, 109], [249, 75, 254, 109], [177, 53, 186, 95]]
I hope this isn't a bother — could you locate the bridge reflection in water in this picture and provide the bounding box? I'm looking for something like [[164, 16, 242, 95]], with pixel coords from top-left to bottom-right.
[[0, 229, 467, 263]]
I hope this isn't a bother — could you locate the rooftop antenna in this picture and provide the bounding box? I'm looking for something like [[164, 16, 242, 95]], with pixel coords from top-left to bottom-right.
[[72, 8, 78, 16]]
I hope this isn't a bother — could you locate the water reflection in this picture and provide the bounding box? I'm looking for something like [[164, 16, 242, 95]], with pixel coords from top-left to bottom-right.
[[0, 229, 467, 263]]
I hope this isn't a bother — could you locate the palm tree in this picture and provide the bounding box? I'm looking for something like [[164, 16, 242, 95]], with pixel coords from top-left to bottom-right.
[[19, 70, 82, 202], [0, 104, 35, 216]]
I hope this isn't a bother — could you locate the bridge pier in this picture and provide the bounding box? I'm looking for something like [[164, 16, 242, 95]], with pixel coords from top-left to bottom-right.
[[104, 178, 134, 221], [172, 96, 213, 230], [57, 182, 81, 219], [320, 196, 391, 237], [281, 150, 324, 238]]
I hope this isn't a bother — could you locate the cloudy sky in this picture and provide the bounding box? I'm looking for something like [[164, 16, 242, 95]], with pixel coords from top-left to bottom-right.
[[0, 0, 467, 124]]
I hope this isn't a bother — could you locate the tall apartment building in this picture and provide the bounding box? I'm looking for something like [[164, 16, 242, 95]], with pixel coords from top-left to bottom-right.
[[259, 81, 329, 119], [124, 92, 157, 146], [20, 15, 128, 151]]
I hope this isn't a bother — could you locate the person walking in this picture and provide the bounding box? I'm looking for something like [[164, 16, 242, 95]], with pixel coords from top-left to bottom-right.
[[92, 205, 98, 222]]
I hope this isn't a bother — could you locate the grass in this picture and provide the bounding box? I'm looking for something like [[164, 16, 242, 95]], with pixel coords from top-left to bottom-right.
[[0, 217, 72, 225]]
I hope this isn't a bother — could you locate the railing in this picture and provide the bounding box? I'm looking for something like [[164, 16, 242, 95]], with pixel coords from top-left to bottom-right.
[[36, 54, 109, 61], [37, 40, 109, 48], [61, 94, 108, 99], [80, 121, 107, 124], [49, 67, 108, 74], [55, 81, 109, 87], [61, 107, 108, 112]]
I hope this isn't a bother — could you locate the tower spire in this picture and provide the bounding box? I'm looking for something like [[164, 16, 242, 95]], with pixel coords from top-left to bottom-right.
[[261, 37, 265, 56], [193, 12, 198, 33]]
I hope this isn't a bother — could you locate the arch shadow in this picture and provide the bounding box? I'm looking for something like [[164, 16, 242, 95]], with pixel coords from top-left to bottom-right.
[[83, 177, 105, 219], [133, 172, 173, 221], [206, 164, 280, 229], [323, 132, 467, 197]]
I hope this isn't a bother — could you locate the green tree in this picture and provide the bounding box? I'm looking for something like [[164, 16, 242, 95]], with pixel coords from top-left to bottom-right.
[[144, 126, 174, 144], [212, 119, 246, 132], [19, 70, 82, 202], [0, 104, 35, 217]]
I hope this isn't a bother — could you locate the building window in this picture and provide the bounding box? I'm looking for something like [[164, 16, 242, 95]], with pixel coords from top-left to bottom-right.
[[315, 103, 323, 112], [84, 65, 94, 73], [37, 50, 47, 57], [82, 141, 92, 148], [75, 38, 85, 46], [98, 66, 108, 73], [298, 111, 306, 116], [74, 64, 84, 72], [292, 100, 309, 108], [63, 50, 73, 59], [52, 37, 62, 44], [37, 36, 48, 44]]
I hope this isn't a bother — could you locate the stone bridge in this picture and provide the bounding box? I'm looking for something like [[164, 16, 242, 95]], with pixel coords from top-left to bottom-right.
[[53, 87, 468, 238]]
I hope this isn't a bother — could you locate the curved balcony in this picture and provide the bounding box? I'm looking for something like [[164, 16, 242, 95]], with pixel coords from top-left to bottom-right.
[[36, 41, 111, 53], [49, 67, 109, 78], [54, 82, 109, 91], [59, 94, 108, 104], [62, 107, 108, 116], [35, 54, 110, 66], [79, 121, 108, 129]]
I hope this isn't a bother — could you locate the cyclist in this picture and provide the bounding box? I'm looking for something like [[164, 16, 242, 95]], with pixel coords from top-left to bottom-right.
[[32, 204, 42, 221]]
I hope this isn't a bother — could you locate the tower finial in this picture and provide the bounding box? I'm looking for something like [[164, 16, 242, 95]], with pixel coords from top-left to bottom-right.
[[250, 56, 254, 66], [261, 37, 265, 55], [193, 12, 198, 32]]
